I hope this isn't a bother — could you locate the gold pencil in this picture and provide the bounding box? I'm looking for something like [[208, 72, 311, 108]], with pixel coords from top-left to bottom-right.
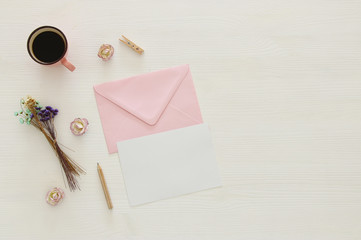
[[97, 162, 113, 209]]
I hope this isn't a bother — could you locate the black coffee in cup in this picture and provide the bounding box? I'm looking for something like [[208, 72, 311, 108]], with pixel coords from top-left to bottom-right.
[[32, 31, 66, 63], [27, 26, 75, 71]]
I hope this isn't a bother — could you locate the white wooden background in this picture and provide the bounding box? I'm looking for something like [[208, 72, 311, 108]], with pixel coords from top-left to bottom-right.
[[1, 0, 361, 239]]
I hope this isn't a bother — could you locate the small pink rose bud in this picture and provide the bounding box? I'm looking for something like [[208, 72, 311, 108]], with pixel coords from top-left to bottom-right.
[[98, 44, 114, 61], [46, 187, 65, 206], [70, 118, 89, 136]]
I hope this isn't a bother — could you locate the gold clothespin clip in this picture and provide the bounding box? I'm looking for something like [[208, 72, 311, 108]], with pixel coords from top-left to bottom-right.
[[119, 35, 144, 55]]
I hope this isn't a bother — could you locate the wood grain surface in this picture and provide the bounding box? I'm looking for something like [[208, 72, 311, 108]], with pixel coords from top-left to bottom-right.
[[0, 0, 361, 239]]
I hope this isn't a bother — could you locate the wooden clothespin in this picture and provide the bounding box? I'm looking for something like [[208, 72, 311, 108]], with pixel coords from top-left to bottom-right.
[[119, 35, 144, 55]]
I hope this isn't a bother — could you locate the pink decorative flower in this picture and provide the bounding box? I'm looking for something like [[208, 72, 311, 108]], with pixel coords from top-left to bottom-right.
[[70, 118, 89, 136], [46, 187, 64, 206], [98, 44, 114, 61]]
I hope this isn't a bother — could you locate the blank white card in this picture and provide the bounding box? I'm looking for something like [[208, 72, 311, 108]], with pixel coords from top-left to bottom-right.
[[117, 123, 221, 206]]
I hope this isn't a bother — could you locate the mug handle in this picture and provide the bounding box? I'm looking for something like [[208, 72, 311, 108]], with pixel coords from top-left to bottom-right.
[[61, 58, 76, 72]]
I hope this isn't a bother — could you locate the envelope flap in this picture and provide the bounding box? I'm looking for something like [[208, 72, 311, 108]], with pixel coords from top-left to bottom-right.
[[94, 64, 190, 125]]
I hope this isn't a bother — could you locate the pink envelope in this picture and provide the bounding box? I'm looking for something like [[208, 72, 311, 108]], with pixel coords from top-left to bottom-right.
[[93, 64, 203, 153]]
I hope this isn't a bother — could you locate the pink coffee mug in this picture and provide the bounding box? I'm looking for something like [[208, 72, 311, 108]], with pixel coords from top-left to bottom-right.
[[27, 26, 75, 72]]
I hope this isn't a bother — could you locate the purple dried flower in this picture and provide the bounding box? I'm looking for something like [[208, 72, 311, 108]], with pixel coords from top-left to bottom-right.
[[16, 97, 85, 191]]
